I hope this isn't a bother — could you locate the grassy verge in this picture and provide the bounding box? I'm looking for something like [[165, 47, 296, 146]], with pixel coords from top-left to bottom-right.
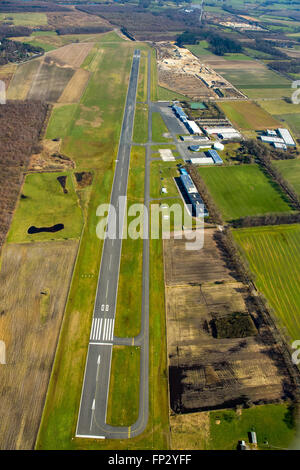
[[152, 112, 172, 143], [157, 86, 189, 102], [133, 103, 148, 144], [114, 147, 145, 338], [151, 48, 158, 102], [106, 346, 140, 427], [136, 51, 148, 102], [150, 160, 181, 199]]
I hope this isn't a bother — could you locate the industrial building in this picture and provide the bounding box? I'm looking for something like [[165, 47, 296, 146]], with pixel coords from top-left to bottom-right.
[[172, 104, 202, 135], [260, 135, 285, 144], [186, 120, 202, 135], [190, 157, 214, 165], [206, 149, 223, 165], [218, 131, 241, 140], [260, 128, 296, 148], [179, 170, 209, 217], [202, 126, 242, 140], [189, 144, 212, 151], [273, 142, 287, 150], [203, 126, 236, 135], [172, 105, 188, 121]]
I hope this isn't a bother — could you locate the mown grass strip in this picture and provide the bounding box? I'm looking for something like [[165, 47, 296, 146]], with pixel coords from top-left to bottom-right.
[[106, 346, 140, 427]]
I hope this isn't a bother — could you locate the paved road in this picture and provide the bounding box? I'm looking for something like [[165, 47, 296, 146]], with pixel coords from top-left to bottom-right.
[[76, 49, 150, 439]]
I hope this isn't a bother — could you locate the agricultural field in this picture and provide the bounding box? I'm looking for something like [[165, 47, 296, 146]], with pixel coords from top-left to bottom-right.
[[60, 41, 151, 169], [0, 12, 48, 26], [198, 164, 292, 221], [218, 101, 280, 130], [274, 158, 300, 197], [164, 229, 295, 413], [59, 68, 90, 104], [275, 113, 300, 138], [7, 59, 41, 100], [233, 224, 300, 342], [170, 412, 210, 450], [214, 65, 292, 100], [257, 99, 300, 117], [0, 240, 78, 449], [27, 60, 75, 102], [7, 172, 83, 243]]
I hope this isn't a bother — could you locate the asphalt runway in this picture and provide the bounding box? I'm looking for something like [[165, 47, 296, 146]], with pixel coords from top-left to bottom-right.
[[76, 49, 150, 440], [76, 49, 141, 439]]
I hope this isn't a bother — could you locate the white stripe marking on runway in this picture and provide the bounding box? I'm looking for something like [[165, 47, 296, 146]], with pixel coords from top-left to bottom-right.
[[111, 319, 115, 341], [98, 318, 103, 340]]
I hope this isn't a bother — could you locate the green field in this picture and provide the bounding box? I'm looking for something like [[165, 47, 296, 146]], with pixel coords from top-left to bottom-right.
[[257, 99, 300, 116], [185, 41, 211, 57], [7, 172, 83, 243], [106, 346, 140, 427], [150, 160, 181, 199], [0, 12, 48, 26], [234, 224, 300, 341], [219, 101, 279, 130], [152, 112, 172, 143], [198, 164, 292, 221], [218, 67, 292, 99], [157, 86, 189, 101], [46, 104, 79, 140], [209, 404, 296, 450], [274, 113, 300, 137], [274, 158, 300, 197]]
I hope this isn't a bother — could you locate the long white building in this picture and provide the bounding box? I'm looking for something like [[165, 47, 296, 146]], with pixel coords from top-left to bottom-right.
[[278, 128, 296, 147]]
